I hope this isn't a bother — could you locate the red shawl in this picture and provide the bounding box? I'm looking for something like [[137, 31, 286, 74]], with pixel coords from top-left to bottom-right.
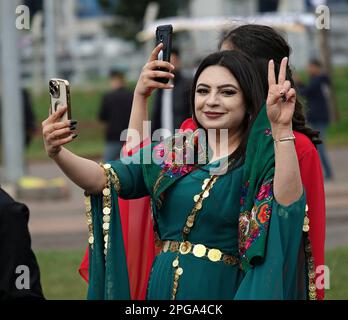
[[79, 119, 325, 300]]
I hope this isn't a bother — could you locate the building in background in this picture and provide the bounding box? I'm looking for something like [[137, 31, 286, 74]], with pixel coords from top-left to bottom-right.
[[20, 0, 135, 88]]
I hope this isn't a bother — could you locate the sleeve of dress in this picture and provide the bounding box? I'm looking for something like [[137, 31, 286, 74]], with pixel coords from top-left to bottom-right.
[[234, 191, 307, 300], [86, 150, 150, 300], [298, 148, 325, 300]]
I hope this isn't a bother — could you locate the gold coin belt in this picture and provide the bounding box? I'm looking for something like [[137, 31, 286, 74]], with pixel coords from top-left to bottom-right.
[[171, 174, 219, 300], [303, 204, 317, 300]]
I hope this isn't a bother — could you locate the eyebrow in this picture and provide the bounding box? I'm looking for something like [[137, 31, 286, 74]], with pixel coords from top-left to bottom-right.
[[196, 83, 239, 90]]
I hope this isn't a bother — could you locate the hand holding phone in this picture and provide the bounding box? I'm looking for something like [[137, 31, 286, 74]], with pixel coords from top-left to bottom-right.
[[154, 24, 173, 84]]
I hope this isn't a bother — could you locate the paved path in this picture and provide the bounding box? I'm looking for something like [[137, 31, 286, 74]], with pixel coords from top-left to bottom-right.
[[1, 148, 348, 251]]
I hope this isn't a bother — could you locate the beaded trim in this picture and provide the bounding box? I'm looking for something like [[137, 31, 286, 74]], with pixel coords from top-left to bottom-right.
[[85, 193, 94, 249], [89, 162, 121, 258], [303, 204, 317, 300], [100, 163, 112, 257], [182, 175, 219, 241], [171, 256, 183, 300]]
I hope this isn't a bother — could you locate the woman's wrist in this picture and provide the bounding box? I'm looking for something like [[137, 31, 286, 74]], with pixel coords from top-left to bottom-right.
[[49, 146, 63, 160], [271, 124, 293, 141], [134, 90, 151, 107]]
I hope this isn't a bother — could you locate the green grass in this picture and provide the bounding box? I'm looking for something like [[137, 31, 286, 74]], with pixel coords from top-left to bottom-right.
[[327, 67, 348, 146], [35, 247, 348, 300], [36, 250, 87, 300], [324, 246, 348, 300]]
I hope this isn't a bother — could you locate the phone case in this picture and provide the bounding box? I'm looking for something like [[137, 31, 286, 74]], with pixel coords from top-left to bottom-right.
[[49, 78, 71, 122], [155, 24, 173, 84]]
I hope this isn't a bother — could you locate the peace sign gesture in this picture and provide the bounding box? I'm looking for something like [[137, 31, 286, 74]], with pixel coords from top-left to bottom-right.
[[266, 57, 296, 133]]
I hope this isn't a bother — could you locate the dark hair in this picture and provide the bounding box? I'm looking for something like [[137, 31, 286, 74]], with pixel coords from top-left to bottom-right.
[[109, 68, 125, 79], [309, 58, 322, 68], [191, 50, 264, 167], [220, 24, 321, 145]]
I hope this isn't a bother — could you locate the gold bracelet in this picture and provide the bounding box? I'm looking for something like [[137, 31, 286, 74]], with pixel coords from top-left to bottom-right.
[[273, 134, 296, 143]]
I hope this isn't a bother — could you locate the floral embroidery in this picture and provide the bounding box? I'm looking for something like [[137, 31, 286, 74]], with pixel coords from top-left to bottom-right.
[[264, 128, 272, 136], [240, 180, 249, 207], [256, 184, 272, 201], [153, 130, 207, 178], [257, 203, 270, 223], [239, 180, 273, 257]]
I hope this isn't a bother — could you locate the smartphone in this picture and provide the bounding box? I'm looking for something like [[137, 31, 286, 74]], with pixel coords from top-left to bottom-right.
[[154, 24, 173, 84], [49, 78, 71, 121]]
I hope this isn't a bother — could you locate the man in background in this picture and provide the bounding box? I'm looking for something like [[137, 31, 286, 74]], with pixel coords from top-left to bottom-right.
[[151, 48, 192, 139], [0, 88, 37, 149], [297, 59, 334, 181], [99, 69, 133, 161]]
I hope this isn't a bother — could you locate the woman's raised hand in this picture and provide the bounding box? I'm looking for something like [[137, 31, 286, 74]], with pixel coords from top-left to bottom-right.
[[266, 57, 296, 134], [134, 43, 175, 98], [42, 106, 77, 158]]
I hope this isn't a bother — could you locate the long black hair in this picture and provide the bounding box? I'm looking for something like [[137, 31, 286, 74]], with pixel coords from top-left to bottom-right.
[[220, 24, 320, 145], [190, 50, 265, 167]]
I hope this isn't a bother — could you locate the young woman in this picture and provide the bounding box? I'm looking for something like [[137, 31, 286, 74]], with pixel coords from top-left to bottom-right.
[[43, 50, 309, 299], [79, 24, 324, 300]]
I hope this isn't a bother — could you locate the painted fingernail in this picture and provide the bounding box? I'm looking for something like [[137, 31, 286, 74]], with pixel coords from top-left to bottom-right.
[[70, 125, 76, 131], [72, 134, 78, 139], [70, 120, 77, 125]]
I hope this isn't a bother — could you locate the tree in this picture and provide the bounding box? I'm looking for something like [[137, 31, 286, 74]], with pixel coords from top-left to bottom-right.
[[99, 0, 179, 42]]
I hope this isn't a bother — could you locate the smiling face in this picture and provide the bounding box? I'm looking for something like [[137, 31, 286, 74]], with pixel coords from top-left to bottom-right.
[[194, 65, 247, 133]]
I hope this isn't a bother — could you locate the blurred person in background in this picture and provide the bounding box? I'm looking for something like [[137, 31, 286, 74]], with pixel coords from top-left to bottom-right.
[[0, 187, 44, 300], [0, 88, 37, 150], [296, 59, 334, 181], [98, 69, 133, 161], [151, 47, 192, 138]]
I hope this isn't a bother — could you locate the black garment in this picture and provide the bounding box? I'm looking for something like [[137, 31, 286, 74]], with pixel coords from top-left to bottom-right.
[[98, 87, 133, 142], [298, 74, 331, 125], [151, 71, 192, 134], [0, 89, 36, 147], [0, 188, 44, 300]]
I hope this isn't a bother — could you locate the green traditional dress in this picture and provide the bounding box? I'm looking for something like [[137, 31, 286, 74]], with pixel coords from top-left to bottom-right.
[[85, 105, 312, 300]]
